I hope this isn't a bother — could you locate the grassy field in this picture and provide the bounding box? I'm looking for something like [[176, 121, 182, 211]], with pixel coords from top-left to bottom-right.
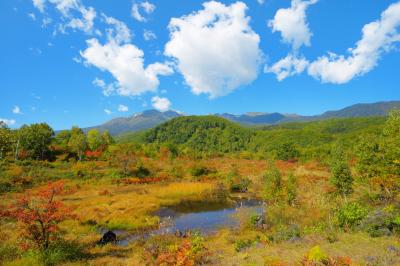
[[1, 157, 399, 265]]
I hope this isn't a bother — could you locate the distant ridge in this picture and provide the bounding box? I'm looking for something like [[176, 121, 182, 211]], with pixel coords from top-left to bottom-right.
[[83, 110, 182, 136], [217, 101, 400, 125], [83, 101, 400, 136]]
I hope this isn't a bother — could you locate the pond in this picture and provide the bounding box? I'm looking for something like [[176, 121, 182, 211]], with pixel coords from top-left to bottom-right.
[[106, 199, 265, 246]]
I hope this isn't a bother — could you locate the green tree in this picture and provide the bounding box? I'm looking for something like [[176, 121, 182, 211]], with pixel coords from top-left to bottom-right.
[[355, 110, 400, 200], [87, 129, 102, 151], [381, 109, 400, 176], [356, 134, 382, 179], [330, 145, 353, 198], [68, 127, 87, 161], [275, 142, 300, 161], [0, 122, 12, 159], [263, 162, 282, 203], [109, 144, 137, 176], [54, 130, 71, 150], [101, 130, 114, 147], [18, 123, 54, 160]]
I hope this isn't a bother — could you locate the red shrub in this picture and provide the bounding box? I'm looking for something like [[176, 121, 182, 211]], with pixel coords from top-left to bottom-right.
[[1, 181, 72, 250]]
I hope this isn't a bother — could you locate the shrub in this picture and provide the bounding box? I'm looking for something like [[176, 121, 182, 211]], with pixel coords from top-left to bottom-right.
[[1, 181, 72, 250], [337, 202, 368, 230], [263, 164, 282, 203], [229, 176, 251, 193], [330, 161, 353, 196], [0, 181, 12, 193], [359, 209, 396, 237], [0, 244, 20, 262], [133, 164, 151, 178], [275, 143, 300, 161], [234, 239, 253, 252], [304, 246, 329, 264], [190, 165, 213, 177]]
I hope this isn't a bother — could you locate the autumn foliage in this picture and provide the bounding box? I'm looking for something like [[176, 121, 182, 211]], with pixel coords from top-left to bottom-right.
[[0, 181, 72, 250]]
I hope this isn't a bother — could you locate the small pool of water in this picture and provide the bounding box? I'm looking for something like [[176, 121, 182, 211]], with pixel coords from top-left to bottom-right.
[[112, 199, 265, 246]]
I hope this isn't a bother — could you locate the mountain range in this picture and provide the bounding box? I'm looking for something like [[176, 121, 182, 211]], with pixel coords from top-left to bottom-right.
[[83, 101, 400, 136]]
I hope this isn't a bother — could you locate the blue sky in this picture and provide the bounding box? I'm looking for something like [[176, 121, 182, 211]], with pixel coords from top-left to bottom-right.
[[1, 0, 399, 130]]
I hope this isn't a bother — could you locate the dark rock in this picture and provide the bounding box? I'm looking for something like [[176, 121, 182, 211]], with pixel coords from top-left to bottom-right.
[[97, 231, 117, 245], [175, 230, 183, 237], [251, 214, 266, 230]]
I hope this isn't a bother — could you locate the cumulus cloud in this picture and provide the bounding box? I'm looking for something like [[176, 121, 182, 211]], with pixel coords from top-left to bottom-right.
[[265, 54, 309, 81], [0, 119, 16, 126], [81, 16, 173, 97], [151, 96, 171, 112], [268, 0, 318, 50], [143, 29, 156, 41], [118, 104, 129, 112], [82, 39, 173, 96], [165, 1, 263, 98], [32, 0, 97, 34], [12, 106, 22, 114], [308, 1, 400, 84], [131, 1, 155, 22]]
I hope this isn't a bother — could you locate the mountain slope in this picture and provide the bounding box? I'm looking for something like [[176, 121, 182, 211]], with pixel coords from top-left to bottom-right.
[[145, 116, 253, 153], [218, 101, 400, 125], [317, 101, 400, 119], [84, 110, 182, 136]]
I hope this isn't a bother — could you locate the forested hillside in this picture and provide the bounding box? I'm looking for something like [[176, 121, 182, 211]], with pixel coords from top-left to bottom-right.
[[132, 115, 386, 160], [145, 116, 253, 153]]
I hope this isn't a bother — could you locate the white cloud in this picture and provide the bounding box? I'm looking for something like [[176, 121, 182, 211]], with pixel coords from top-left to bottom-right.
[[81, 17, 172, 97], [103, 15, 131, 44], [42, 17, 52, 27], [308, 1, 400, 84], [92, 78, 116, 96], [265, 54, 309, 81], [118, 104, 129, 112], [33, 0, 46, 12], [143, 29, 156, 41], [32, 0, 97, 34], [141, 1, 155, 14], [257, 0, 265, 4], [82, 38, 173, 96], [12, 106, 22, 114], [66, 6, 96, 33], [268, 0, 318, 50], [151, 96, 171, 112], [104, 109, 112, 115], [131, 1, 155, 22], [28, 13, 36, 21], [165, 1, 263, 98], [0, 119, 16, 126]]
